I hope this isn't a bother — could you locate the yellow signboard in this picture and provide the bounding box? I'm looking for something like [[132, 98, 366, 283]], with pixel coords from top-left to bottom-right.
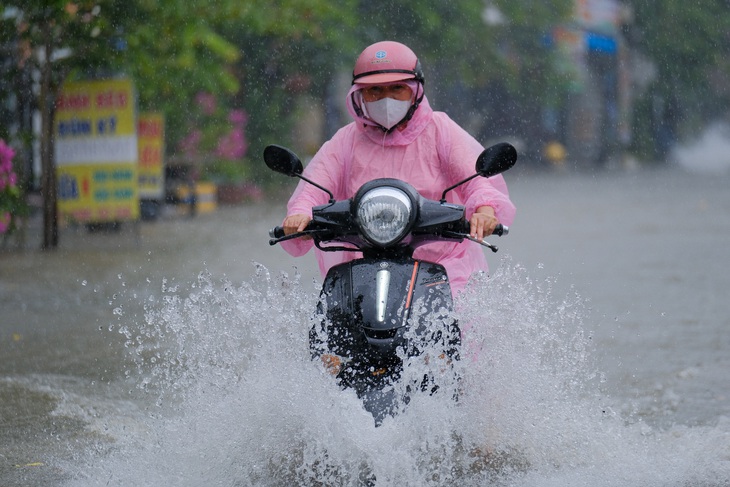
[[55, 78, 139, 222], [137, 113, 165, 199]]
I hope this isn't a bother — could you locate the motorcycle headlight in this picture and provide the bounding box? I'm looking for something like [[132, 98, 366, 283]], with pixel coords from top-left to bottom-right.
[[356, 187, 413, 246]]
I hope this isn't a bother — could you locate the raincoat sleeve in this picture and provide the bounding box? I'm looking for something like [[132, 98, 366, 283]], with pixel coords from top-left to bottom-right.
[[438, 115, 516, 226], [279, 135, 347, 257]]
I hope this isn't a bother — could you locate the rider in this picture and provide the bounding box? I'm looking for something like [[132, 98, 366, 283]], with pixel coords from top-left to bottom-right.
[[280, 40, 516, 294]]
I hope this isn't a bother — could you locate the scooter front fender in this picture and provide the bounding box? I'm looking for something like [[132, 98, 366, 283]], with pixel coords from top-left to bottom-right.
[[313, 257, 456, 360]]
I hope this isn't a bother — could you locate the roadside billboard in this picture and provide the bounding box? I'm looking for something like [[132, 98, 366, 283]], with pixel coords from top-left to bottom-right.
[[55, 78, 139, 223], [137, 113, 165, 200]]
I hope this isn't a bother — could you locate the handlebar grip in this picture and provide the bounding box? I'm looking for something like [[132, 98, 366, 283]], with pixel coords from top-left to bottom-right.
[[492, 224, 509, 236], [269, 226, 286, 239]]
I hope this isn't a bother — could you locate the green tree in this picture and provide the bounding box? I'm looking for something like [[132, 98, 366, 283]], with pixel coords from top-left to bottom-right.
[[2, 0, 581, 250], [200, 1, 572, 180], [627, 0, 730, 157], [4, 1, 114, 248], [354, 1, 572, 92], [214, 0, 360, 182], [111, 1, 240, 148], [494, 1, 574, 101], [2, 1, 240, 248], [194, 1, 576, 177], [339, 1, 573, 152]]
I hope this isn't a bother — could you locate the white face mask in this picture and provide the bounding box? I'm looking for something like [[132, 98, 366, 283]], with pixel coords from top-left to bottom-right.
[[363, 97, 412, 129]]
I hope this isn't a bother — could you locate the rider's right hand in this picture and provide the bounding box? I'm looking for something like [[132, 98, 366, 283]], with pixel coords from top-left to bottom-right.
[[282, 213, 312, 239]]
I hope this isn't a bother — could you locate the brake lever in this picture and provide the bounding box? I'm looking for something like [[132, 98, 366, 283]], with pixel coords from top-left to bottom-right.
[[464, 224, 508, 252], [440, 231, 499, 252], [268, 231, 311, 246], [465, 235, 499, 253]]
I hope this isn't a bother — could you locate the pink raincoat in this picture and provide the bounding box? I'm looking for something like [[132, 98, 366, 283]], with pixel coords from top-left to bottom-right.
[[281, 90, 516, 294]]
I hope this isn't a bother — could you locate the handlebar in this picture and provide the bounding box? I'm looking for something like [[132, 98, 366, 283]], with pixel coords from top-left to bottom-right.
[[268, 223, 508, 248]]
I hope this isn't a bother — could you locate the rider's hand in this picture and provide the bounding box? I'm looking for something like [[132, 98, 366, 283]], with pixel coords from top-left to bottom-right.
[[470, 205, 498, 241], [283, 213, 312, 239]]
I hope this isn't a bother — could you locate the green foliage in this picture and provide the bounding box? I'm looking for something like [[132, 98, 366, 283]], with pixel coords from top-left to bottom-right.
[[10, 0, 727, 191], [355, 2, 498, 85], [625, 0, 730, 152], [212, 0, 360, 182], [201, 159, 249, 183], [494, 0, 574, 103], [628, 0, 730, 141], [0, 0, 579, 187], [630, 0, 730, 92], [108, 1, 242, 148]]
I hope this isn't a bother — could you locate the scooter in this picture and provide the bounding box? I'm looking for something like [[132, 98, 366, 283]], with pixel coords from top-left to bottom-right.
[[265, 143, 516, 425]]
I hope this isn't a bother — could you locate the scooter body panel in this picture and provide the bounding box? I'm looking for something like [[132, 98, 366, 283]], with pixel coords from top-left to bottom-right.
[[311, 256, 459, 420]]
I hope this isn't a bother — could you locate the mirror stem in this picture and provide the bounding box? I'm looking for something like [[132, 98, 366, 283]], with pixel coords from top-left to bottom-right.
[[440, 173, 479, 203], [297, 174, 335, 203]]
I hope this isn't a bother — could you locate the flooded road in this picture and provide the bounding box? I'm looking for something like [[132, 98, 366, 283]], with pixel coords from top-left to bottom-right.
[[2, 164, 729, 486]]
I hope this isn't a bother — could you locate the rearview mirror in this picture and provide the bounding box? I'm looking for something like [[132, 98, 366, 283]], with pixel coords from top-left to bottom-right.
[[263, 145, 303, 177], [263, 144, 335, 202], [476, 143, 517, 178], [439, 142, 517, 202]]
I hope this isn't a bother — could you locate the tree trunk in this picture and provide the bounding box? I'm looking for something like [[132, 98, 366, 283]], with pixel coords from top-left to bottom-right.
[[40, 21, 58, 250]]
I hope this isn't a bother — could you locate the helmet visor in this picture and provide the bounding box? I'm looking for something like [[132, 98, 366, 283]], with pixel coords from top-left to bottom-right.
[[354, 71, 417, 85]]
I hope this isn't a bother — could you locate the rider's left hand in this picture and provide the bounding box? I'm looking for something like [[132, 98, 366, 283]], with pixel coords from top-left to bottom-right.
[[470, 205, 498, 241]]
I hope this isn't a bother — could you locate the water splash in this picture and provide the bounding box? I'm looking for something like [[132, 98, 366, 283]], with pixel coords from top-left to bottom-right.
[[64, 261, 730, 486]]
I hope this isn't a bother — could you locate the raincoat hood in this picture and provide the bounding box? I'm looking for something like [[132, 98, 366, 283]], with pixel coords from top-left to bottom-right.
[[346, 81, 430, 146]]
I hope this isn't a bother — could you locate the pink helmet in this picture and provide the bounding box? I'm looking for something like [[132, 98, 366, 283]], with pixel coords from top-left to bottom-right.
[[352, 41, 425, 85]]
